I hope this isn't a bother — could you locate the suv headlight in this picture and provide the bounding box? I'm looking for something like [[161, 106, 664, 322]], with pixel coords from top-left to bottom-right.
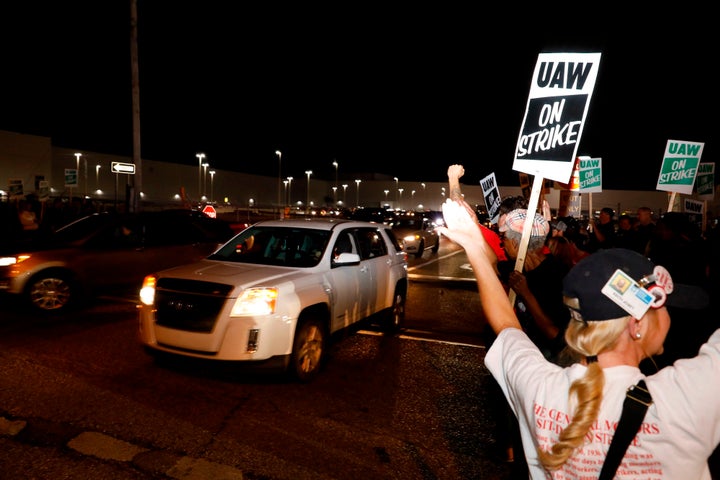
[[139, 275, 157, 305], [231, 287, 278, 316]]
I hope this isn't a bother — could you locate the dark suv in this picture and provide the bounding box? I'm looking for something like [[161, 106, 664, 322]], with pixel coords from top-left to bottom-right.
[[0, 210, 235, 313]]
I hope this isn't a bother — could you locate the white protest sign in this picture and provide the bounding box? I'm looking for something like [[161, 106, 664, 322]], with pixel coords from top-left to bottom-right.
[[579, 156, 602, 193], [513, 52, 602, 184], [656, 139, 704, 195], [683, 198, 703, 215], [479, 172, 501, 223]]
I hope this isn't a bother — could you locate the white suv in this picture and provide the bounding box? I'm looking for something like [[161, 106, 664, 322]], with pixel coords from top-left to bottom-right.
[[138, 218, 408, 382]]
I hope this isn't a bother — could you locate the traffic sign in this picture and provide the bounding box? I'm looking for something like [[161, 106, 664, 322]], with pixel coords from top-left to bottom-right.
[[111, 162, 136, 174], [202, 205, 217, 218]]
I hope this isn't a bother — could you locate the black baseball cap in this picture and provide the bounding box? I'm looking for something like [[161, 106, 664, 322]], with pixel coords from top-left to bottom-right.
[[562, 248, 709, 321]]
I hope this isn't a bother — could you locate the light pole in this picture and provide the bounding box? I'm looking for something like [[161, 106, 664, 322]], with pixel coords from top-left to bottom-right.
[[275, 150, 282, 214], [332, 186, 337, 205], [393, 177, 399, 206], [283, 180, 289, 206], [355, 179, 361, 207], [95, 164, 101, 191], [202, 163, 209, 200], [209, 170, 215, 203], [342, 184, 348, 205], [333, 160, 338, 201], [305, 170, 313, 214], [196, 153, 205, 201], [411, 190, 416, 209], [287, 176, 293, 207], [384, 190, 389, 203], [421, 182, 426, 206], [398, 188, 404, 209], [73, 152, 81, 203]]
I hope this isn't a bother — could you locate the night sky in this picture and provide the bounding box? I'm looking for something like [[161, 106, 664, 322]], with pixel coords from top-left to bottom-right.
[[1, 3, 716, 191]]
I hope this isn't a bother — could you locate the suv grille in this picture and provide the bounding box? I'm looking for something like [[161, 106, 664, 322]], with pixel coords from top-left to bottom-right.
[[155, 278, 234, 333]]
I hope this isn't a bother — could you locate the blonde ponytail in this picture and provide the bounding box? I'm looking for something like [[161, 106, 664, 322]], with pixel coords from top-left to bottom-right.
[[538, 316, 629, 470]]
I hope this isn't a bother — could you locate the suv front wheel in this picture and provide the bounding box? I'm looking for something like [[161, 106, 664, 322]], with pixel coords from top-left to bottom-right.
[[289, 317, 327, 382]]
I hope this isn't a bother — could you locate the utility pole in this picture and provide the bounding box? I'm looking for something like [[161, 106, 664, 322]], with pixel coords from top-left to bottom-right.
[[129, 0, 142, 212]]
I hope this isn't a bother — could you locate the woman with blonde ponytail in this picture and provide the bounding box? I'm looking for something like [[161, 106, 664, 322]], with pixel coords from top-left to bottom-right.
[[439, 198, 717, 479]]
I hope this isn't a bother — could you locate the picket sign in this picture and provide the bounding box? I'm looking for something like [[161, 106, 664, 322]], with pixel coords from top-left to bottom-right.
[[508, 176, 544, 306]]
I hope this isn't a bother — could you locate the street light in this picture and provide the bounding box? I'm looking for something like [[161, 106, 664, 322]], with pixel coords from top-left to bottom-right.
[[73, 153, 82, 203], [276, 150, 282, 213], [332, 160, 338, 201], [209, 170, 215, 203], [342, 184, 348, 205], [305, 170, 313, 214], [95, 164, 101, 191], [332, 186, 337, 205], [355, 179, 361, 207], [421, 182, 426, 205], [287, 176, 293, 207], [202, 163, 209, 200], [196, 153, 205, 201], [398, 188, 404, 209], [384, 189, 389, 203], [394, 177, 399, 205]]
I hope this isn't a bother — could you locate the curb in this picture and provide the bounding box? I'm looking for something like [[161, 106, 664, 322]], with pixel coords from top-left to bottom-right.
[[0, 415, 244, 479]]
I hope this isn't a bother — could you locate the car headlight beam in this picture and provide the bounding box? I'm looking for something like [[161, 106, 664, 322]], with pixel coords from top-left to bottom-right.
[[231, 287, 278, 316]]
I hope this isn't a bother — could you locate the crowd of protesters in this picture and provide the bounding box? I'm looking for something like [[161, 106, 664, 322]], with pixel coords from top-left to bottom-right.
[[448, 165, 720, 477]]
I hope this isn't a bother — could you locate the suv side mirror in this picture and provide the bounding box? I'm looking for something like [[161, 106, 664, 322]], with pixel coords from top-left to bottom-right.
[[332, 252, 361, 266]]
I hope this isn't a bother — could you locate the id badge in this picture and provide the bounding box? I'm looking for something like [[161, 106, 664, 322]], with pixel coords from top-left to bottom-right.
[[601, 269, 654, 318]]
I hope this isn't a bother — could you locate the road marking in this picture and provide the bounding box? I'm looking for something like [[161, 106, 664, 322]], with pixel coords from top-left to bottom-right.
[[357, 329, 485, 349]]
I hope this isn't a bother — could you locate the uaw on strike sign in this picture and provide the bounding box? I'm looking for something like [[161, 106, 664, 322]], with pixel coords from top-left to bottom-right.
[[513, 52, 601, 184]]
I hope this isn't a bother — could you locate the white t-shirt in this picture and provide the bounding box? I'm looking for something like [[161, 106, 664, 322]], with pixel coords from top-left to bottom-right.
[[486, 327, 720, 479]]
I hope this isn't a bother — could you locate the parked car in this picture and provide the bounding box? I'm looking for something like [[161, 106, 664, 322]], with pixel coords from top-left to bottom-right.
[[137, 218, 409, 382], [348, 207, 395, 224], [390, 215, 440, 258], [0, 210, 235, 313]]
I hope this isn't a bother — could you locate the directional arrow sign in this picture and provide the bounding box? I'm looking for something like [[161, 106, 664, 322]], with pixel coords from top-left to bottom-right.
[[111, 162, 136, 174]]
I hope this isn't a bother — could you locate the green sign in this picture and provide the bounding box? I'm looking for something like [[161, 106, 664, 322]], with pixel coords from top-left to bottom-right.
[[65, 168, 78, 188], [696, 162, 715, 198], [579, 157, 602, 193], [656, 140, 704, 194]]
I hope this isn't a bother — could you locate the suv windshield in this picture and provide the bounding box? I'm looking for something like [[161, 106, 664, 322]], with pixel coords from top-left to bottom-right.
[[209, 226, 331, 267]]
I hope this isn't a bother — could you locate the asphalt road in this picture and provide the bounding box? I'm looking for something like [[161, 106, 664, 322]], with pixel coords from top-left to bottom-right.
[[0, 242, 516, 479]]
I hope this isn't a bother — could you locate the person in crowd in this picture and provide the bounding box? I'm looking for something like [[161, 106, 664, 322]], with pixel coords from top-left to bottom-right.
[[438, 197, 715, 479], [587, 206, 616, 251], [545, 234, 587, 269], [613, 213, 636, 250], [643, 211, 713, 367], [633, 206, 656, 254], [18, 199, 39, 232], [500, 208, 572, 364]]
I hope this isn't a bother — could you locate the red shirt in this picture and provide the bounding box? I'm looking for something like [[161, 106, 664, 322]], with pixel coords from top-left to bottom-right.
[[479, 224, 507, 261]]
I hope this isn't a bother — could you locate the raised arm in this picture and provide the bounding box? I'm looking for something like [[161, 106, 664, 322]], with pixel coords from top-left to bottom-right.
[[447, 164, 479, 223], [447, 164, 465, 201], [438, 199, 521, 334]]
